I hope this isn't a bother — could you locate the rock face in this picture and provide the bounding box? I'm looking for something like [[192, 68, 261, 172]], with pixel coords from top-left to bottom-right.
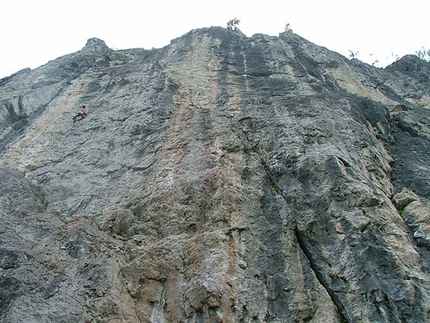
[[1, 29, 430, 322]]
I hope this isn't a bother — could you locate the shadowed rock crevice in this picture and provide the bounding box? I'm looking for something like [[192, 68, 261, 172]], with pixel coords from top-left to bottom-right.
[[294, 227, 349, 323]]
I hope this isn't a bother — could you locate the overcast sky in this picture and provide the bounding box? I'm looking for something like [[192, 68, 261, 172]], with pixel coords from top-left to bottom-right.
[[1, 0, 428, 79]]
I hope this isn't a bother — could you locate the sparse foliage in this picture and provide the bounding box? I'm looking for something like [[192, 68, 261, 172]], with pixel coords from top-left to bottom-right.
[[369, 53, 379, 66], [284, 23, 292, 32], [415, 47, 430, 62], [227, 18, 240, 30], [349, 50, 359, 59], [391, 52, 400, 62]]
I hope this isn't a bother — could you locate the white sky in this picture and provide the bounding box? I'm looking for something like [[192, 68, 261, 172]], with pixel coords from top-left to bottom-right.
[[1, 0, 428, 78]]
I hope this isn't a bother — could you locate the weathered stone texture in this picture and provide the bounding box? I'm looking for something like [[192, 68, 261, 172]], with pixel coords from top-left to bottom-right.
[[0, 29, 430, 322]]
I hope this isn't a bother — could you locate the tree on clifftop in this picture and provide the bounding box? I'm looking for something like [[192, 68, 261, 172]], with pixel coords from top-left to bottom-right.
[[227, 18, 240, 30], [415, 47, 430, 62]]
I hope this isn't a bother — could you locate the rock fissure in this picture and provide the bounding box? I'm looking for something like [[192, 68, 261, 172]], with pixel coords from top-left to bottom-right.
[[246, 127, 352, 321], [294, 227, 350, 323]]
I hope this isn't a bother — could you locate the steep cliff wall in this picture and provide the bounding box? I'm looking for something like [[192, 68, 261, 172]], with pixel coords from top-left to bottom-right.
[[1, 28, 430, 323]]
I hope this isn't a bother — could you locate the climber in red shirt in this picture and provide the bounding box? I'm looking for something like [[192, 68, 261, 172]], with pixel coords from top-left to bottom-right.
[[73, 105, 89, 123]]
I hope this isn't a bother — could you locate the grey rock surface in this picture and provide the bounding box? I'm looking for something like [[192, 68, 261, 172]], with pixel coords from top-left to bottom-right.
[[1, 29, 430, 322]]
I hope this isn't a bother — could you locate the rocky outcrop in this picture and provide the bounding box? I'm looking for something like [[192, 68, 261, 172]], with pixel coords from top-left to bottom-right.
[[0, 29, 430, 322]]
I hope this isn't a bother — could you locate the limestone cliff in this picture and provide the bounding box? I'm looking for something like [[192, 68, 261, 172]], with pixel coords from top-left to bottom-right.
[[1, 28, 430, 323]]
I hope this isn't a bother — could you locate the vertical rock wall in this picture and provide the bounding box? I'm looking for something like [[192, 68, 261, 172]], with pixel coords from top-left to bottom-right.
[[0, 29, 429, 322]]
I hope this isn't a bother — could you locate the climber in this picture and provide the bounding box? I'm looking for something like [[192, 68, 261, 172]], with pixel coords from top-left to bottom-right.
[[73, 105, 89, 123]]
